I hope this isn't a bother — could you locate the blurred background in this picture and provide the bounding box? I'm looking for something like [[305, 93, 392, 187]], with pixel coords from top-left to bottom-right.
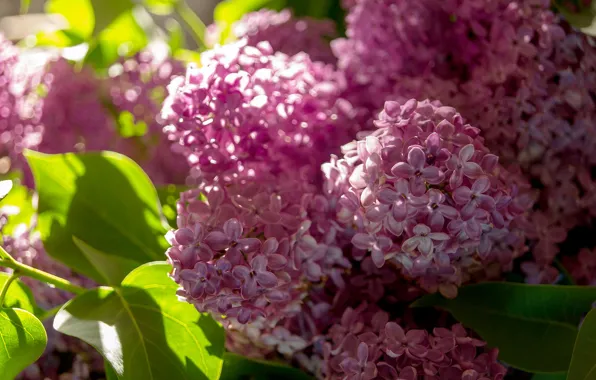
[[0, 0, 221, 42]]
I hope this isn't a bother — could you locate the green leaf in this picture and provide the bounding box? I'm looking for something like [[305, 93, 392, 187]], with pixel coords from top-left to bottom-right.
[[0, 183, 36, 235], [553, 0, 596, 36], [412, 283, 596, 372], [156, 184, 186, 228], [45, 0, 94, 40], [72, 237, 140, 286], [213, 0, 286, 42], [221, 353, 313, 380], [532, 373, 567, 380], [166, 18, 185, 54], [21, 0, 31, 14], [568, 308, 596, 380], [0, 273, 37, 314], [85, 9, 148, 70], [105, 361, 119, 380], [117, 111, 149, 138], [24, 150, 169, 284], [173, 48, 202, 64], [145, 0, 179, 15], [0, 308, 47, 379], [90, 0, 134, 35], [54, 262, 225, 379]]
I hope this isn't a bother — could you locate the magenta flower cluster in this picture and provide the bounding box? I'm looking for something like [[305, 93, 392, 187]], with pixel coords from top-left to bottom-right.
[[160, 28, 517, 375], [333, 0, 596, 281], [162, 39, 355, 326], [323, 99, 527, 296], [323, 304, 506, 380]]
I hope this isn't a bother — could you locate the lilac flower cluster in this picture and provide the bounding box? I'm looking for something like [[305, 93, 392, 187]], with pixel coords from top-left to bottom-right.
[[334, 0, 596, 282], [0, 35, 44, 174], [0, 212, 101, 379], [159, 22, 535, 374], [207, 9, 337, 64], [323, 304, 506, 380], [322, 99, 527, 296], [160, 38, 354, 186], [162, 39, 356, 326]]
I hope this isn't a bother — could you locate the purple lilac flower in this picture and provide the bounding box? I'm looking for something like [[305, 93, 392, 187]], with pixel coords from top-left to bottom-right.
[[207, 9, 337, 64], [322, 99, 529, 296], [323, 304, 506, 380], [334, 0, 596, 276], [161, 38, 355, 187], [162, 39, 356, 326], [0, 36, 44, 175]]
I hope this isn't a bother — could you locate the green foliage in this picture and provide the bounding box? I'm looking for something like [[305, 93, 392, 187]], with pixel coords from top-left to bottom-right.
[[0, 273, 38, 315], [117, 111, 149, 138], [213, 0, 345, 43], [24, 150, 169, 284], [568, 308, 596, 380], [532, 373, 567, 380], [0, 307, 47, 379], [89, 0, 134, 35], [45, 0, 95, 41], [553, 0, 596, 36], [166, 18, 186, 54], [0, 183, 36, 235], [72, 237, 140, 287], [144, 0, 179, 15], [412, 283, 596, 373], [54, 262, 225, 379], [221, 353, 313, 380], [156, 184, 187, 228], [85, 9, 149, 70]]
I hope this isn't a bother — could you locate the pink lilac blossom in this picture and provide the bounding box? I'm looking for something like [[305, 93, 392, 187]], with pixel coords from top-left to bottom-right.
[[322, 99, 529, 296], [0, 36, 44, 174], [0, 212, 101, 379], [207, 9, 337, 64], [36, 58, 117, 155], [323, 304, 506, 380], [107, 44, 189, 185], [334, 0, 596, 279], [160, 38, 354, 187], [162, 39, 356, 326], [563, 247, 596, 286]]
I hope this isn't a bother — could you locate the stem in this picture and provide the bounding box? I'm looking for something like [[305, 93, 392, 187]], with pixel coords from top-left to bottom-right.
[[175, 0, 207, 49], [0, 272, 20, 307], [0, 247, 86, 295]]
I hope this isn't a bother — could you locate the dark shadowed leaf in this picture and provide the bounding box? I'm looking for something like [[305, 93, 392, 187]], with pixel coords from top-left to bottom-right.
[[412, 283, 596, 372], [568, 308, 596, 380], [220, 353, 313, 380], [54, 262, 225, 379]]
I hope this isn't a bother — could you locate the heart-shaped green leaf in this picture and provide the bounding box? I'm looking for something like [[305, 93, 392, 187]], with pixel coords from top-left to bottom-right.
[[0, 307, 47, 379], [24, 150, 169, 284], [412, 283, 596, 372], [568, 308, 596, 380], [54, 262, 225, 379], [0, 183, 36, 235]]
